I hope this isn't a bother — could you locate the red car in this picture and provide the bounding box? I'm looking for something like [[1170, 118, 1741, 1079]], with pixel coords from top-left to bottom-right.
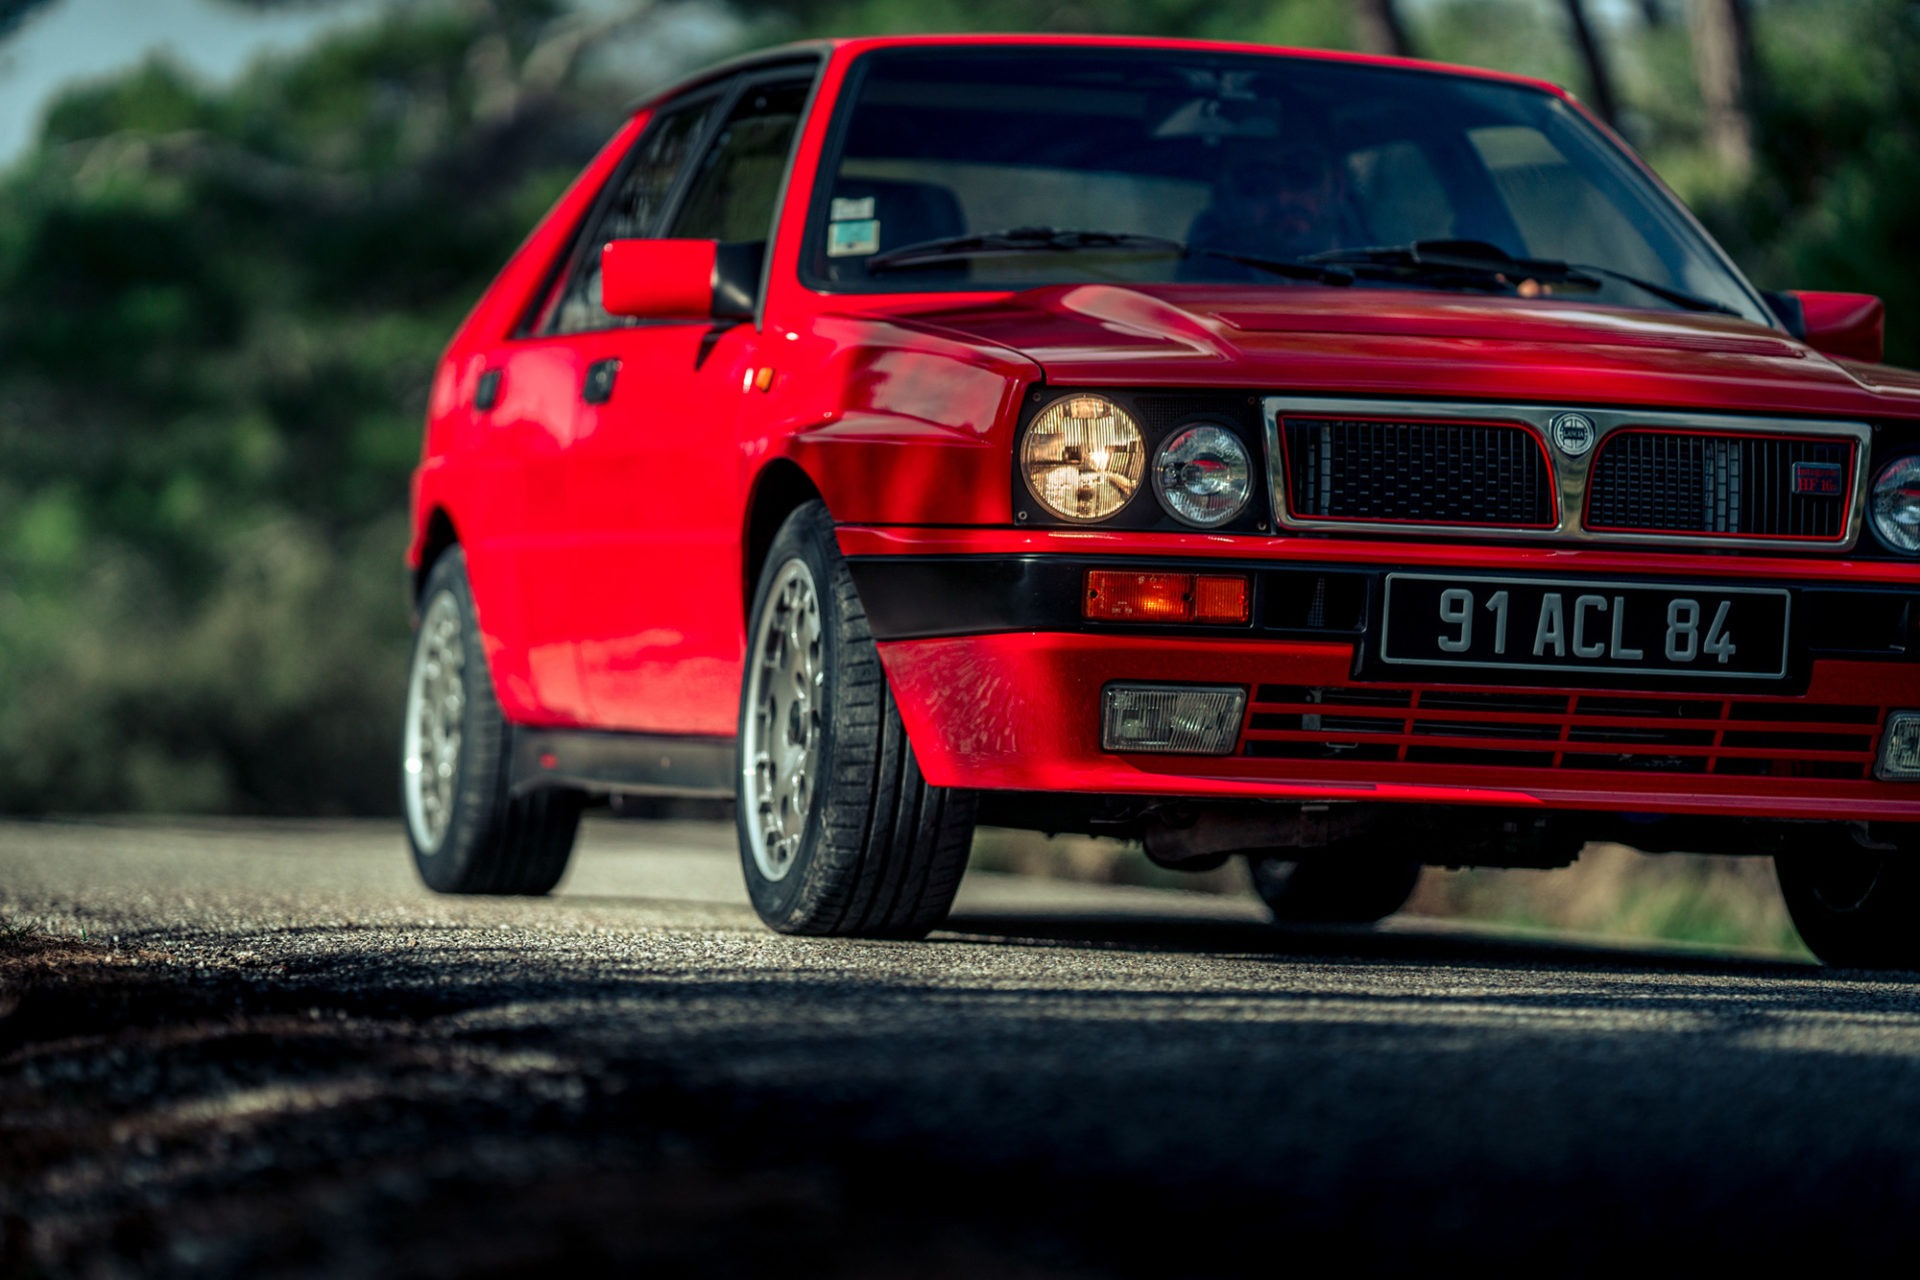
[[402, 34, 1920, 966]]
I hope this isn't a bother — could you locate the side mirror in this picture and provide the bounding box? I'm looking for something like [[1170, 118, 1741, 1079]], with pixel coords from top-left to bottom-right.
[[600, 238, 764, 322], [1766, 289, 1886, 364]]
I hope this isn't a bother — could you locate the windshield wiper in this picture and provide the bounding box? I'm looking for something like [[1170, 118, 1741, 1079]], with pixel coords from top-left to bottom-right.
[[1305, 239, 1741, 315], [864, 227, 1181, 271], [1186, 246, 1355, 285], [863, 226, 1354, 284], [1559, 261, 1744, 317]]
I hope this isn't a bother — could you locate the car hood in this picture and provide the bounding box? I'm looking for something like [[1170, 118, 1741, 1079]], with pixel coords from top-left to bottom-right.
[[895, 283, 1920, 420]]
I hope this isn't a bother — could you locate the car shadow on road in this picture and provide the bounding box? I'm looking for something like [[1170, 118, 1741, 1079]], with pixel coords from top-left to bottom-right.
[[937, 907, 1826, 978]]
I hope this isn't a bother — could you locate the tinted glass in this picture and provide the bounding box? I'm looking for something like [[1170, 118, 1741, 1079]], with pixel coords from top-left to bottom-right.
[[811, 49, 1766, 323], [669, 82, 808, 242], [543, 99, 715, 333]]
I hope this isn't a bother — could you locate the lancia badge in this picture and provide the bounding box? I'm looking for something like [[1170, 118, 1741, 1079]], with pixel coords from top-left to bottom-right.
[[1550, 411, 1596, 457]]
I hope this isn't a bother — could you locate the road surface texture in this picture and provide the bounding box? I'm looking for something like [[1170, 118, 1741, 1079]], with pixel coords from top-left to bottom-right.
[[4, 816, 1919, 1277]]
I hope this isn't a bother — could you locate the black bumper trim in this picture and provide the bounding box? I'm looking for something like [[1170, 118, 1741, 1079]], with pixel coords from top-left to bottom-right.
[[846, 555, 1370, 643], [847, 554, 1918, 665], [510, 727, 735, 799]]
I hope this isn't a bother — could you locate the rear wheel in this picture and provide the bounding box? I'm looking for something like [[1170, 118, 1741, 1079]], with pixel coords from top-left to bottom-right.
[[403, 549, 584, 894], [1249, 855, 1421, 925], [736, 501, 975, 937], [1776, 846, 1920, 969]]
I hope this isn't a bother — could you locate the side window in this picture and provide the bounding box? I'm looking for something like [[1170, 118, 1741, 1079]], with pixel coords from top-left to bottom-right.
[[668, 81, 808, 242], [540, 99, 716, 335]]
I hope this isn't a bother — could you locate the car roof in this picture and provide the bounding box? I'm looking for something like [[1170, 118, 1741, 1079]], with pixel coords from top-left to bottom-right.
[[630, 32, 1573, 115]]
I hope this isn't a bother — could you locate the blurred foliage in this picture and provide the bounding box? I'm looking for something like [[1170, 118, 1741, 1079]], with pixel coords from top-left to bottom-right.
[[0, 0, 1916, 815], [0, 0, 622, 812], [1406, 843, 1808, 955]]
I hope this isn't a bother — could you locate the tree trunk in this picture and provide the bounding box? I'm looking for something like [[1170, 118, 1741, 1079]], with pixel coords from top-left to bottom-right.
[[1351, 0, 1412, 58], [1562, 0, 1621, 130], [1691, 0, 1757, 179]]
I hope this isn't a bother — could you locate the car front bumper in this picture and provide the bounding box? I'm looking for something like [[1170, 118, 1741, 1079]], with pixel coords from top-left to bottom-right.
[[841, 525, 1920, 821]]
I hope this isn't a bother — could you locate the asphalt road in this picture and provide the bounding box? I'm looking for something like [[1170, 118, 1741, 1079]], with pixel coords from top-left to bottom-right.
[[5, 816, 1920, 1277]]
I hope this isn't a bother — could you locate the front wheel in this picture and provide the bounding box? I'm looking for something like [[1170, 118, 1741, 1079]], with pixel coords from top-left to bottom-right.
[[1776, 846, 1920, 969], [736, 502, 975, 937], [1249, 855, 1421, 925], [402, 549, 584, 895]]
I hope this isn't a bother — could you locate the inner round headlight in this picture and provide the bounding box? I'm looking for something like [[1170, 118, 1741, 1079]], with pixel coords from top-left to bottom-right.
[[1153, 423, 1252, 527], [1020, 395, 1145, 523], [1872, 455, 1920, 553]]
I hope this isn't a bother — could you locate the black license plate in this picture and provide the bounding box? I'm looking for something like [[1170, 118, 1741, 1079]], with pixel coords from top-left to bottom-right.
[[1380, 574, 1791, 680]]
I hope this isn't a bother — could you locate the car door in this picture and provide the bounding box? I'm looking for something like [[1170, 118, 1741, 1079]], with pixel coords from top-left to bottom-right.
[[563, 72, 815, 735], [501, 86, 730, 727], [449, 90, 707, 727], [457, 336, 595, 724]]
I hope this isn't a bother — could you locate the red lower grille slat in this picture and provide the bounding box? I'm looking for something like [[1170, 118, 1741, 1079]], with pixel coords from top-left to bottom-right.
[[1244, 686, 1886, 780]]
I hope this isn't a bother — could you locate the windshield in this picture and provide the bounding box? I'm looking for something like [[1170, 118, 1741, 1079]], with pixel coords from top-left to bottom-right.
[[806, 47, 1771, 325]]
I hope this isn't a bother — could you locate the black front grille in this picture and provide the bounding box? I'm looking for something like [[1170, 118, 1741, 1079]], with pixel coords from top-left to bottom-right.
[[1585, 431, 1852, 540], [1282, 417, 1553, 528]]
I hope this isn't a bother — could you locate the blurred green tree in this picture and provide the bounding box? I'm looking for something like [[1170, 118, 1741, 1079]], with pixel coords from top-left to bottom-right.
[[0, 0, 638, 812]]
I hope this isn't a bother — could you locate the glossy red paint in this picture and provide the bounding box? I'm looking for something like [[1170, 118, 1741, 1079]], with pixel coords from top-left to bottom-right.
[[600, 239, 716, 319], [410, 111, 648, 724], [893, 285, 1896, 417], [407, 33, 1920, 826], [873, 631, 1920, 821], [1796, 290, 1886, 364]]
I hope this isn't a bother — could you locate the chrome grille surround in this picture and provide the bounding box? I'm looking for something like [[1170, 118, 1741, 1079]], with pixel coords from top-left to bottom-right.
[[1262, 396, 1871, 551]]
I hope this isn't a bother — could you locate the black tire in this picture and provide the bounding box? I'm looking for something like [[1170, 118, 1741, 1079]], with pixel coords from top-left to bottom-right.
[[1776, 846, 1920, 969], [736, 501, 976, 938], [1249, 854, 1421, 925], [402, 549, 584, 895]]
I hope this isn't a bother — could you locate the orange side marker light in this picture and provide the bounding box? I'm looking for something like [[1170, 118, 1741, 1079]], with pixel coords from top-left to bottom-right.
[[1085, 571, 1249, 625]]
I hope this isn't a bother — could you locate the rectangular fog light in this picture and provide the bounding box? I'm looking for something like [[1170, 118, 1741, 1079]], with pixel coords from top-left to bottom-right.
[[1101, 684, 1246, 755], [1878, 710, 1920, 780]]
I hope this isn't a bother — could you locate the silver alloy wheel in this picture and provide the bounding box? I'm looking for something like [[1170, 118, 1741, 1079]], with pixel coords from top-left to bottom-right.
[[743, 557, 823, 883], [403, 590, 466, 854]]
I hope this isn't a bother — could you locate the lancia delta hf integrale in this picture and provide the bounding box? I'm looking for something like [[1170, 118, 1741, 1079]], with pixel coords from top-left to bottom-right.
[[402, 35, 1920, 965]]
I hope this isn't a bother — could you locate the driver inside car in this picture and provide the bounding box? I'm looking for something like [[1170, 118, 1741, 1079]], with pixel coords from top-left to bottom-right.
[[1186, 138, 1352, 265]]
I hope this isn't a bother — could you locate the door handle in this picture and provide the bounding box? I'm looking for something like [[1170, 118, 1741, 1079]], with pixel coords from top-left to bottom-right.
[[582, 358, 620, 405], [473, 368, 501, 411]]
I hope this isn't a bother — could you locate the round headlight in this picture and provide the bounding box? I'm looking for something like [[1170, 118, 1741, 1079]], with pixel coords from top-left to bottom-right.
[[1020, 395, 1145, 523], [1153, 423, 1252, 527], [1872, 456, 1920, 553]]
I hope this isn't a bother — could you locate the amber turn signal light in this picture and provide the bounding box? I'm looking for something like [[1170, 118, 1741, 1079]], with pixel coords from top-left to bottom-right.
[[1084, 570, 1249, 624]]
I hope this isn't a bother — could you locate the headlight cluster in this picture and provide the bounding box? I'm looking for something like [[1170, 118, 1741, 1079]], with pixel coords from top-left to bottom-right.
[[1021, 394, 1253, 528], [1872, 456, 1920, 553]]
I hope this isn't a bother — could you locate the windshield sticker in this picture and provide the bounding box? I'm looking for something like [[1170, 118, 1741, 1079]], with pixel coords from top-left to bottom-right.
[[830, 196, 876, 220], [828, 219, 881, 257]]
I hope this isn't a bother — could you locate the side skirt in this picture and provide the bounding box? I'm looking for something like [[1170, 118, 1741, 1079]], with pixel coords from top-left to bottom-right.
[[509, 727, 736, 799]]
